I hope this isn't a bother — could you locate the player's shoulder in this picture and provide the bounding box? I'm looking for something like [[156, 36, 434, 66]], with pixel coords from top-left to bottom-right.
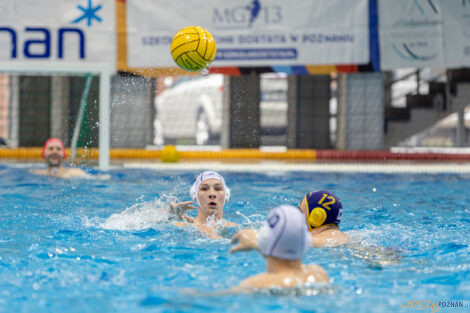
[[65, 167, 87, 176], [303, 264, 329, 282], [68, 167, 86, 173], [239, 273, 281, 288], [31, 169, 47, 175]]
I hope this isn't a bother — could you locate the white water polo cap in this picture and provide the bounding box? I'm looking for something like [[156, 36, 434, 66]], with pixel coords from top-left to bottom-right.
[[259, 205, 310, 260], [189, 171, 231, 208]]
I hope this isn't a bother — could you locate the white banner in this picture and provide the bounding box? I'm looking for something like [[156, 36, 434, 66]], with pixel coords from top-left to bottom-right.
[[379, 0, 470, 69], [379, 0, 445, 70], [0, 0, 115, 67], [441, 0, 470, 68], [126, 0, 369, 68]]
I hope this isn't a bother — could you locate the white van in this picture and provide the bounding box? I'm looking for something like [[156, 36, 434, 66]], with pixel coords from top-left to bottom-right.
[[154, 74, 287, 145]]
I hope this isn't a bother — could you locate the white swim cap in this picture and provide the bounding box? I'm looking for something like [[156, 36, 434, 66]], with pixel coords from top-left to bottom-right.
[[259, 205, 310, 260], [189, 171, 231, 208]]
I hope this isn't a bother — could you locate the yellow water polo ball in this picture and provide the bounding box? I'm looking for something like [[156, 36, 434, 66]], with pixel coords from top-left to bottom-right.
[[160, 145, 180, 163], [170, 26, 217, 72]]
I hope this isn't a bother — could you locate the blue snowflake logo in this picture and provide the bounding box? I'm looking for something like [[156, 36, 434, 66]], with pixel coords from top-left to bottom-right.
[[72, 0, 103, 27]]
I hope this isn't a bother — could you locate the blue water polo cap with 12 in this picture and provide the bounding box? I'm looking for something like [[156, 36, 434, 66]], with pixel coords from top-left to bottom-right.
[[304, 190, 342, 230]]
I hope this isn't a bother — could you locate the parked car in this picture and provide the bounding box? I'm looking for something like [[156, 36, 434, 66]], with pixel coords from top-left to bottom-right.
[[153, 74, 288, 145], [154, 74, 223, 145], [260, 74, 288, 135]]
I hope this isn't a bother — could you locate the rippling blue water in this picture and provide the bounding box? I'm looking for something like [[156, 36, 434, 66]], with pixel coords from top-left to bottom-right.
[[0, 164, 469, 313]]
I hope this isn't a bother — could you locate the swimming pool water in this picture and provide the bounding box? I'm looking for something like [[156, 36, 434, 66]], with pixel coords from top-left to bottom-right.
[[0, 164, 469, 313]]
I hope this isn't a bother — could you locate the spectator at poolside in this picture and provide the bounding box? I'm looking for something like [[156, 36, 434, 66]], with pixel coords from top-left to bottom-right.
[[32, 138, 87, 179]]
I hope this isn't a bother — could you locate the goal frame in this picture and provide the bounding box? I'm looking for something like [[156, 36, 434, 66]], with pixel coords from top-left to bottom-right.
[[0, 62, 111, 170]]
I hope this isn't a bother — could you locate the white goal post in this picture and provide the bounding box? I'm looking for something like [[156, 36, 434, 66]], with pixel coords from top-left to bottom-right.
[[0, 62, 111, 171]]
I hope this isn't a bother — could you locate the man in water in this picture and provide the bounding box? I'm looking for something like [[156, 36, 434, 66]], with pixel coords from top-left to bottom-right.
[[231, 191, 402, 268], [168, 171, 237, 238], [32, 138, 87, 178], [231, 190, 350, 252], [231, 205, 329, 289], [297, 190, 350, 247]]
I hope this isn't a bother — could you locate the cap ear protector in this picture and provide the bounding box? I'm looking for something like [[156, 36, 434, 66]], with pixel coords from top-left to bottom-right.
[[307, 202, 328, 228], [304, 190, 342, 231]]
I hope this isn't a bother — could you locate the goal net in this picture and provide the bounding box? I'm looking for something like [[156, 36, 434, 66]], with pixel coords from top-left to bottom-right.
[[0, 62, 111, 170]]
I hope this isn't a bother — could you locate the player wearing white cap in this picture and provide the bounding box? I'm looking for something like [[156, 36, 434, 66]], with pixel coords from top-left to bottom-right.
[[168, 171, 236, 238], [231, 205, 329, 289]]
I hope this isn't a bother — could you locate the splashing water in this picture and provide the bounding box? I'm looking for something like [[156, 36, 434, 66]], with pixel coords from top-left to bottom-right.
[[1, 167, 469, 313], [236, 211, 264, 225], [101, 198, 171, 231]]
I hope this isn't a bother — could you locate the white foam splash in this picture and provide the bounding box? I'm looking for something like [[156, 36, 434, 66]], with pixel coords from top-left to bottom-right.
[[236, 211, 252, 223], [236, 211, 264, 225], [100, 198, 172, 231]]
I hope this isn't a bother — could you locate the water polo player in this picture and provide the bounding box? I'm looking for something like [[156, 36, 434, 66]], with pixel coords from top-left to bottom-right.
[[168, 171, 237, 238], [230, 190, 350, 252], [297, 190, 350, 247], [32, 138, 86, 178], [231, 205, 329, 289]]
